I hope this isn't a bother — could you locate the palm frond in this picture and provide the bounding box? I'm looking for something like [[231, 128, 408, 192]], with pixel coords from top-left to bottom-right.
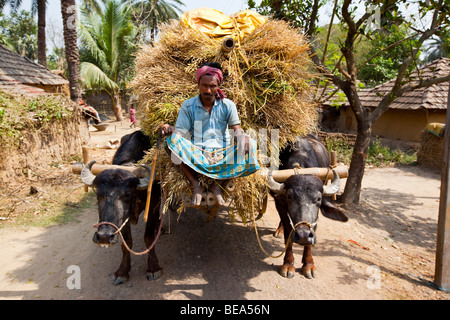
[[79, 0, 137, 90], [78, 7, 108, 65], [80, 0, 103, 15], [130, 0, 184, 31], [80, 61, 119, 92]]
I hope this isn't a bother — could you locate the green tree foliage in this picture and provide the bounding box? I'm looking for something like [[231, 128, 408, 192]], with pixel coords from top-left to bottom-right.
[[358, 24, 419, 87], [78, 0, 137, 120], [248, 0, 450, 204], [0, 10, 37, 60], [247, 0, 326, 35], [82, 0, 185, 43], [0, 0, 48, 66], [129, 0, 184, 42]]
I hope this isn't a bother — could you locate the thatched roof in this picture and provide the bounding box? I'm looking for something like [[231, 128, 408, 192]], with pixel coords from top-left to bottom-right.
[[0, 44, 68, 87], [356, 57, 449, 111]]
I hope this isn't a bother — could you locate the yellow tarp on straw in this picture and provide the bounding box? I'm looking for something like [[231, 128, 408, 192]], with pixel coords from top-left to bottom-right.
[[180, 7, 267, 41], [426, 122, 445, 137]]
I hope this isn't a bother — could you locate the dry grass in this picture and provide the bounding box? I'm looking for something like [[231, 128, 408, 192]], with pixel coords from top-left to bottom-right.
[[130, 19, 317, 147], [131, 17, 317, 222]]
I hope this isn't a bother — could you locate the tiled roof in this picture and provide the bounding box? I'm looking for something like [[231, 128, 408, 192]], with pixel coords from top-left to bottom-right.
[[0, 44, 68, 87], [356, 57, 449, 110]]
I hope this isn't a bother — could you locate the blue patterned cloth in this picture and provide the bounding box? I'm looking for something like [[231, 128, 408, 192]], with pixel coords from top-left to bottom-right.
[[166, 133, 260, 180]]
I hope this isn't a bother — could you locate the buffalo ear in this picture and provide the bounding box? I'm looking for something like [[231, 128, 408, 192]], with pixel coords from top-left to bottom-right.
[[320, 199, 348, 222]]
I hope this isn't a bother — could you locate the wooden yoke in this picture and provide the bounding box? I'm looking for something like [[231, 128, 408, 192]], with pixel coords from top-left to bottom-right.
[[72, 162, 151, 179], [258, 165, 348, 182], [72, 163, 348, 183], [72, 161, 347, 211]]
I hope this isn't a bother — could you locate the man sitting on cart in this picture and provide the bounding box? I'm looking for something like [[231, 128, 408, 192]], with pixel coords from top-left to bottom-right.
[[161, 62, 260, 207]]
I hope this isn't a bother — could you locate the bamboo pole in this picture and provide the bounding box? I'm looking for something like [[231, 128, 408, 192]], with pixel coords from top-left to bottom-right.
[[72, 162, 348, 182], [435, 81, 450, 290], [82, 146, 89, 192], [72, 162, 149, 178], [143, 147, 158, 223], [259, 166, 348, 182]]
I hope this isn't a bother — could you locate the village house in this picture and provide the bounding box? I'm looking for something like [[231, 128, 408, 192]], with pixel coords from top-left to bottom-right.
[[0, 44, 89, 184], [0, 44, 69, 97], [325, 57, 449, 143]]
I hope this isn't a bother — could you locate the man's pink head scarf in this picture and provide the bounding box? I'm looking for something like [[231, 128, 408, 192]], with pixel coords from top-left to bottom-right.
[[196, 66, 226, 100]]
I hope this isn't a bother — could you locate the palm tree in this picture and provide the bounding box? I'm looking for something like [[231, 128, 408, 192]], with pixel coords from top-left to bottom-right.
[[61, 0, 81, 101], [36, 0, 46, 67], [80, 0, 185, 42], [130, 0, 184, 42], [424, 31, 450, 63], [78, 0, 137, 121], [0, 10, 37, 60], [0, 0, 47, 66], [80, 0, 102, 14]]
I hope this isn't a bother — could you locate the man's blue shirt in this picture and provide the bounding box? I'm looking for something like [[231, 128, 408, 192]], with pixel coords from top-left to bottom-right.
[[174, 95, 240, 149]]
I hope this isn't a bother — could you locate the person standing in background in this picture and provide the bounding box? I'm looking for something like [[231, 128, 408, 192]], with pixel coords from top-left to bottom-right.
[[130, 106, 137, 128]]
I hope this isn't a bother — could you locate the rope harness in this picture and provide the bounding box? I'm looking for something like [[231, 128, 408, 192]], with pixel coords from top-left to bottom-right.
[[91, 133, 319, 260], [93, 213, 164, 256], [93, 128, 165, 256], [250, 182, 316, 259]]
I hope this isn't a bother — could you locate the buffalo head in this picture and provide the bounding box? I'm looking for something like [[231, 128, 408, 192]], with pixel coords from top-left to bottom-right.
[[81, 160, 151, 246], [269, 170, 348, 246]]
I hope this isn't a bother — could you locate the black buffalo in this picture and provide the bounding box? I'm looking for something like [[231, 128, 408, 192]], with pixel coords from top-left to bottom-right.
[[81, 131, 162, 285], [269, 134, 348, 279], [112, 130, 151, 166]]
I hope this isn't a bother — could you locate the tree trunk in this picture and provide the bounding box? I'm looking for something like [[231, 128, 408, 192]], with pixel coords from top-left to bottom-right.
[[112, 94, 124, 121], [61, 0, 81, 102], [341, 120, 371, 204], [339, 79, 371, 205], [37, 0, 47, 67]]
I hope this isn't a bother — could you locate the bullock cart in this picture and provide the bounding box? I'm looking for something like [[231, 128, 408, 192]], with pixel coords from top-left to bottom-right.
[[127, 9, 324, 225], [71, 160, 348, 218]]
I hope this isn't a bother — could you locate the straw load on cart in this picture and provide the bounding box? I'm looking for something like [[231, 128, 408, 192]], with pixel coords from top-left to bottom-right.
[[128, 8, 318, 222]]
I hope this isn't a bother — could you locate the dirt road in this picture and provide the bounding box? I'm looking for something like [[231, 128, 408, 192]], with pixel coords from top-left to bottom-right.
[[0, 122, 447, 300]]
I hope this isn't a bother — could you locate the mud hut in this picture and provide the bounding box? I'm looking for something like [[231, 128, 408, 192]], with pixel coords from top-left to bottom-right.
[[335, 58, 450, 142], [0, 44, 69, 96], [0, 86, 88, 185]]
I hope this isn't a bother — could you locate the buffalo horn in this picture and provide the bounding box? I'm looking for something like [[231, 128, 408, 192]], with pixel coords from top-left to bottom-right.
[[137, 164, 152, 190], [323, 169, 341, 196], [268, 171, 285, 194], [81, 160, 97, 186]]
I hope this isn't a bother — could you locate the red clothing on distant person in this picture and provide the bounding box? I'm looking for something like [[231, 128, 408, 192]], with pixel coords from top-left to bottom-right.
[[130, 107, 136, 123]]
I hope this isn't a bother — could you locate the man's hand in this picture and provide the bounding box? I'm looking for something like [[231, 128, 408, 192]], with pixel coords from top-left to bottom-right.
[[161, 124, 174, 137], [234, 132, 250, 156], [230, 125, 250, 156]]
